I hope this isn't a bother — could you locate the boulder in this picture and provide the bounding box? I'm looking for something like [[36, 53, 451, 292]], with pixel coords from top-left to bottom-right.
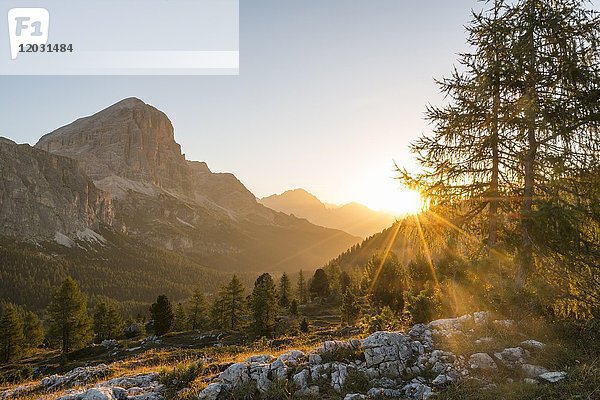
[[473, 311, 491, 325], [218, 362, 250, 388], [520, 340, 545, 351], [198, 382, 223, 400], [469, 353, 497, 370], [270, 359, 288, 381], [330, 363, 349, 391], [344, 394, 368, 400], [276, 350, 305, 366], [246, 355, 274, 364], [368, 387, 403, 398], [292, 369, 310, 395], [429, 314, 472, 332], [538, 371, 567, 383], [521, 364, 549, 378], [494, 347, 529, 369], [249, 363, 271, 393], [402, 382, 434, 399], [57, 387, 115, 400], [363, 332, 412, 368]]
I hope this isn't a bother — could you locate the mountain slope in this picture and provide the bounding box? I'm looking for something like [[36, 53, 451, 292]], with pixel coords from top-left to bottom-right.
[[0, 138, 112, 239], [32, 98, 359, 273], [260, 188, 395, 238], [0, 230, 253, 313]]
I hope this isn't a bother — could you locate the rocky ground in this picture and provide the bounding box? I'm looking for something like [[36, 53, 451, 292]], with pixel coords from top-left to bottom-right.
[[0, 311, 568, 400]]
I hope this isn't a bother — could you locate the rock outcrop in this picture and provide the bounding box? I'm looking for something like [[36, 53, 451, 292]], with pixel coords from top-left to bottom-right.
[[56, 373, 162, 400], [37, 98, 189, 194], [197, 312, 566, 400], [0, 138, 112, 239]]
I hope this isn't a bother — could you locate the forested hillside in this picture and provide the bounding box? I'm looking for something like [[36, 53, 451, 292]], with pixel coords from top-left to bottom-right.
[[0, 229, 255, 313]]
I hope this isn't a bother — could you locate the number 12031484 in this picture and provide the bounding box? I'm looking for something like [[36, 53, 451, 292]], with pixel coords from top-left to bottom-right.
[[19, 43, 73, 53]]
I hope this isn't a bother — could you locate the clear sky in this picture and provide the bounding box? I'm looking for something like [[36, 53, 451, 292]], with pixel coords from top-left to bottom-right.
[[2, 1, 597, 212]]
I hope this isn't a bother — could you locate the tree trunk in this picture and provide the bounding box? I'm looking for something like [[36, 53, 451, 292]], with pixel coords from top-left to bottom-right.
[[517, 0, 537, 289], [488, 76, 500, 252]]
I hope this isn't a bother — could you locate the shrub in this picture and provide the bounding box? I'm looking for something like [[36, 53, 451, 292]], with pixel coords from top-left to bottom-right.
[[262, 378, 292, 399], [363, 306, 402, 333], [342, 368, 369, 394], [405, 284, 442, 324], [299, 318, 309, 333], [0, 365, 33, 385], [229, 380, 259, 399], [160, 360, 204, 394]]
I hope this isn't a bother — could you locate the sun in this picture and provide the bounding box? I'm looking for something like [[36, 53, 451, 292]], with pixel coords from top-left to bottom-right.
[[376, 188, 422, 216], [357, 178, 422, 216]]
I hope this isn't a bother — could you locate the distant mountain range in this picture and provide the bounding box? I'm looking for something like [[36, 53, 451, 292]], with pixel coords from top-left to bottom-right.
[[0, 98, 362, 309], [260, 189, 395, 238]]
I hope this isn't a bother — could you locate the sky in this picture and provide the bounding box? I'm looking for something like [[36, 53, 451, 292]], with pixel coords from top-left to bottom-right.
[[2, 1, 597, 213]]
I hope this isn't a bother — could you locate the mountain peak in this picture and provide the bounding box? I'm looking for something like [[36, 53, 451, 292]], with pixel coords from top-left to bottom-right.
[[278, 188, 323, 205], [104, 97, 148, 111], [35, 98, 187, 192]]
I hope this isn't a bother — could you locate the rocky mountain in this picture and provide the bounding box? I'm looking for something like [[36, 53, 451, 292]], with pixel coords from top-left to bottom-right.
[[0, 138, 112, 239], [26, 98, 359, 273], [260, 189, 395, 238]]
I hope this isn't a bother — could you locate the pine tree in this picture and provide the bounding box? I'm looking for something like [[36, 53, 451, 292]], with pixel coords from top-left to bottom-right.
[[0, 305, 25, 362], [250, 273, 279, 336], [93, 302, 123, 342], [150, 295, 174, 336], [340, 289, 361, 326], [223, 275, 246, 330], [297, 270, 308, 304], [172, 303, 188, 332], [187, 287, 208, 330], [278, 273, 292, 308], [46, 277, 92, 353]]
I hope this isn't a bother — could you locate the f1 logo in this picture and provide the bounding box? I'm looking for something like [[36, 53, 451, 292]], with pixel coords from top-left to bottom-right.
[[7, 8, 49, 59]]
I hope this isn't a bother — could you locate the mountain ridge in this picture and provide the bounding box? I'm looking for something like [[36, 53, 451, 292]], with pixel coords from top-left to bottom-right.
[[260, 188, 395, 238], [13, 98, 360, 273]]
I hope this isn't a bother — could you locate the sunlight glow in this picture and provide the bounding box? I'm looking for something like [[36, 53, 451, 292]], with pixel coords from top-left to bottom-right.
[[362, 186, 422, 217]]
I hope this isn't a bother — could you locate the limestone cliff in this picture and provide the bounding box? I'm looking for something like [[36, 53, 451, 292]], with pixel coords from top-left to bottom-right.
[[0, 138, 112, 239]]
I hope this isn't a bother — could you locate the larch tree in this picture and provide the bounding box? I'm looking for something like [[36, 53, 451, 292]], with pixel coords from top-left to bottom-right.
[[150, 295, 174, 336], [223, 275, 246, 330], [46, 277, 92, 353], [340, 289, 361, 326], [93, 301, 123, 342], [172, 303, 189, 332], [506, 0, 600, 288], [209, 289, 227, 330], [187, 287, 208, 330], [278, 272, 292, 308], [296, 270, 308, 304], [23, 311, 44, 349], [0, 304, 25, 362], [250, 273, 279, 336], [309, 269, 331, 299], [400, 0, 517, 253]]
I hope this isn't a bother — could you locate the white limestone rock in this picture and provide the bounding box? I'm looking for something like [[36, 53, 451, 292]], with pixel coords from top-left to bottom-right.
[[469, 353, 497, 370], [538, 371, 567, 383]]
